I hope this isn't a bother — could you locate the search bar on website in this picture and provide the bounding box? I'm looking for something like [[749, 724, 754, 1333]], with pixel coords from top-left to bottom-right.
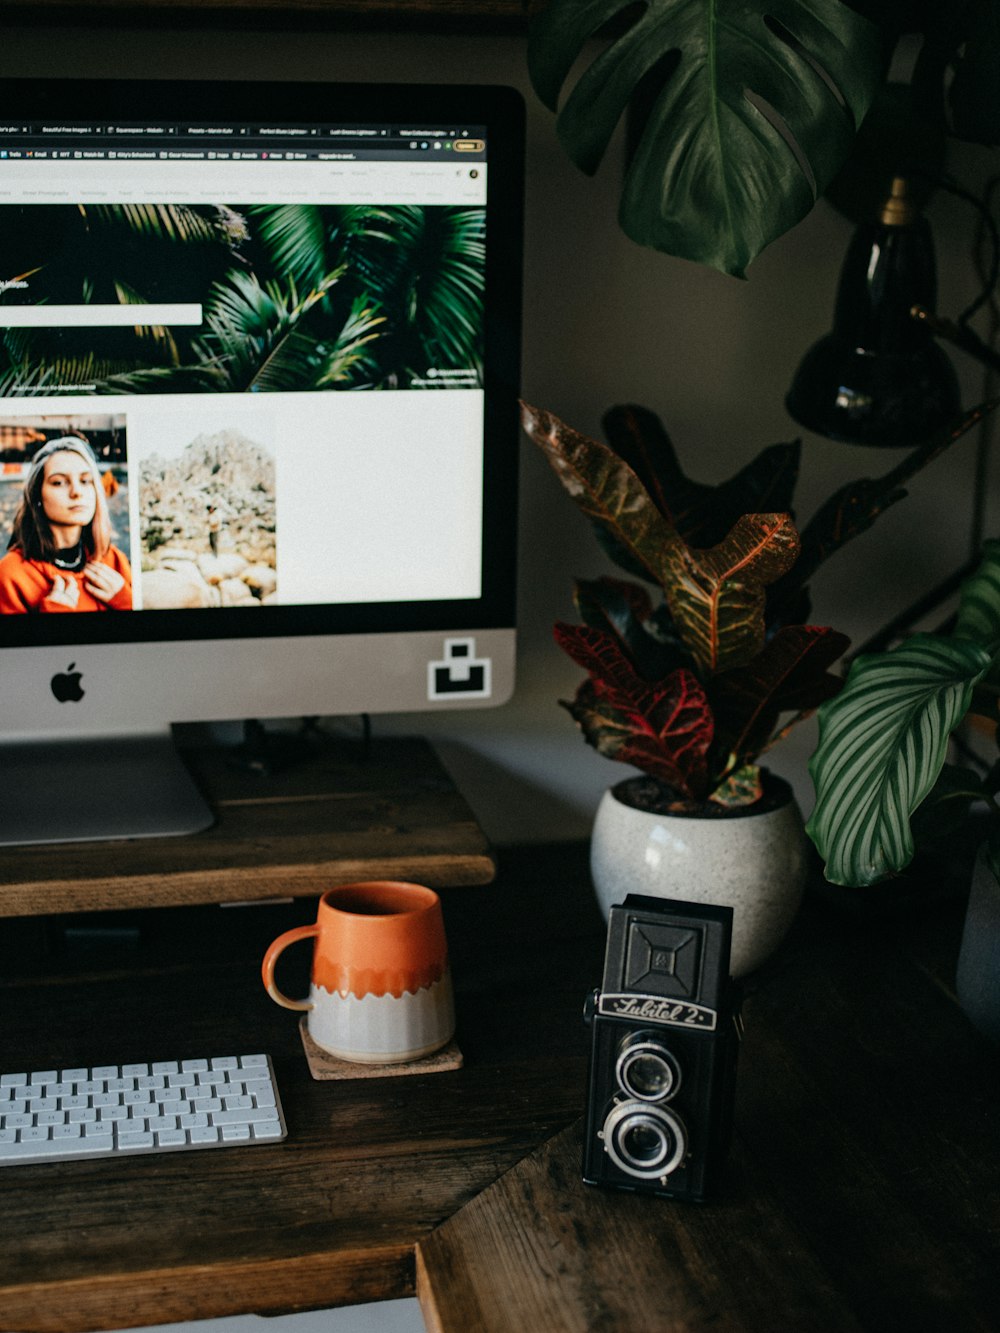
[[0, 304, 203, 327]]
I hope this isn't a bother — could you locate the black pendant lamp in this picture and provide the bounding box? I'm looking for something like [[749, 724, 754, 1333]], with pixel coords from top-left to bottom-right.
[[786, 177, 960, 446]]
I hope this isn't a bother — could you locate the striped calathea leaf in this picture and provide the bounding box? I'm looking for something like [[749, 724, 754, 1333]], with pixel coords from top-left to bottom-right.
[[807, 635, 994, 886]]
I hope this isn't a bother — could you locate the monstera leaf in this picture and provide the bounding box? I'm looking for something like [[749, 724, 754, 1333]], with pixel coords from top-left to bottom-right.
[[807, 635, 993, 886], [555, 622, 714, 797], [528, 0, 882, 275]]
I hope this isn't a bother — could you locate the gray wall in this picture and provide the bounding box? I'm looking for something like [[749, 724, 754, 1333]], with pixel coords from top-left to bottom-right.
[[3, 21, 997, 844]]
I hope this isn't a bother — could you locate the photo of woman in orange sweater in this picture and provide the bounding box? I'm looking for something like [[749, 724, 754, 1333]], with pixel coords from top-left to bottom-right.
[[0, 437, 132, 614]]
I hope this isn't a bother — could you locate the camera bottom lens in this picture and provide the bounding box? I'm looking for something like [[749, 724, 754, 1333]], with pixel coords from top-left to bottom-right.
[[602, 1100, 688, 1181]]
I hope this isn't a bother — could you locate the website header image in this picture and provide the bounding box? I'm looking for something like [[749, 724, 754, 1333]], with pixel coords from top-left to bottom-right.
[[0, 413, 132, 614], [0, 202, 485, 398]]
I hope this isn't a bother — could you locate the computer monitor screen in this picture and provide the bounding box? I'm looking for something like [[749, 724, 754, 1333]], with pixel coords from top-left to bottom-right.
[[0, 78, 523, 844]]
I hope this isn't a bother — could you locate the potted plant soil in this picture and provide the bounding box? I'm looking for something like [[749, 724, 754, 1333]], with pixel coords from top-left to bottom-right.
[[521, 398, 992, 976]]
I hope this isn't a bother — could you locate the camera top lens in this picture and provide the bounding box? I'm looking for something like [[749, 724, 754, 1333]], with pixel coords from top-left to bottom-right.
[[616, 1032, 681, 1102]]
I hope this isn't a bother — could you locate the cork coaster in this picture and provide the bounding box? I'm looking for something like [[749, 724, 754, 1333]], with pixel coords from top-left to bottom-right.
[[298, 1016, 463, 1080]]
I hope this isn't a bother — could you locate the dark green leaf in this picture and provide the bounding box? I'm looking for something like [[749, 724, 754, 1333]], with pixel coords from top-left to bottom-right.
[[573, 576, 693, 679], [956, 539, 1000, 652], [602, 403, 801, 547], [711, 624, 850, 768], [528, 0, 882, 275], [910, 762, 988, 846]]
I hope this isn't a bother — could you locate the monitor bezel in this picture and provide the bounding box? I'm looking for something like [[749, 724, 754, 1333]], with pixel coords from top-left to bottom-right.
[[0, 77, 523, 651]]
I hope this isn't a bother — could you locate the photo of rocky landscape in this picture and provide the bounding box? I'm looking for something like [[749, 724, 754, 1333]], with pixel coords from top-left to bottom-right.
[[138, 428, 276, 609]]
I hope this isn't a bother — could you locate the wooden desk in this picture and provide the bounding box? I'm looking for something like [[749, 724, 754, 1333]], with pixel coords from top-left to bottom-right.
[[2, 824, 999, 1332], [0, 737, 495, 918]]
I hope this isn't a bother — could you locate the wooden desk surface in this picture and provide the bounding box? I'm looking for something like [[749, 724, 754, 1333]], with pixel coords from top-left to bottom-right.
[[2, 837, 999, 1333], [0, 737, 495, 917]]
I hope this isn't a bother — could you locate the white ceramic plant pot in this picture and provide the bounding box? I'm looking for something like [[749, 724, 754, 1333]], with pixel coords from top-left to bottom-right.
[[590, 777, 809, 978], [955, 847, 1000, 1045]]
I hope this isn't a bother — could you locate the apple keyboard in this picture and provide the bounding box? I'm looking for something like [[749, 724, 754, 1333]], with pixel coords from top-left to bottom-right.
[[0, 1053, 286, 1165]]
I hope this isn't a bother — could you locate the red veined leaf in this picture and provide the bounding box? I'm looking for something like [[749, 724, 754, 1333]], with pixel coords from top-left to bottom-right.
[[555, 624, 714, 797], [665, 513, 801, 675]]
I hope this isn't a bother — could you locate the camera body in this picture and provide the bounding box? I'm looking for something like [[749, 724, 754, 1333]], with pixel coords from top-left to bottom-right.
[[582, 893, 741, 1201]]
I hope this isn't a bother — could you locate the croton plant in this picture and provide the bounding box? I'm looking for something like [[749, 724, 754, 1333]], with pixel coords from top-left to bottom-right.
[[521, 399, 994, 812]]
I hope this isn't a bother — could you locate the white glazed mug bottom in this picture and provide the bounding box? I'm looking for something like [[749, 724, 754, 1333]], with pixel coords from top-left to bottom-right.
[[306, 970, 455, 1064]]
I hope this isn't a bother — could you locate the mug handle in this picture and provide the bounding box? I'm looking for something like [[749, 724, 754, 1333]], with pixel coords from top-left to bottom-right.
[[261, 924, 319, 1012]]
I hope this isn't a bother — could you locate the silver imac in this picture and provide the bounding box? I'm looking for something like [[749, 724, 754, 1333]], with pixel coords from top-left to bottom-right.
[[0, 78, 523, 846]]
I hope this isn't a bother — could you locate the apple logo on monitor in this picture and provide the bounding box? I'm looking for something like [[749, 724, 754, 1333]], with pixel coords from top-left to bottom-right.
[[50, 663, 85, 703]]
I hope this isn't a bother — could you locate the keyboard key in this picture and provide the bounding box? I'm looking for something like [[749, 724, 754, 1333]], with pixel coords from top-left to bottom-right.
[[0, 1135, 114, 1162], [118, 1131, 155, 1151], [156, 1129, 188, 1148], [213, 1107, 280, 1126]]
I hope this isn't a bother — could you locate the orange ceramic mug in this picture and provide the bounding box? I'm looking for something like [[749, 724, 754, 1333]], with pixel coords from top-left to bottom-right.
[[261, 881, 455, 1064]]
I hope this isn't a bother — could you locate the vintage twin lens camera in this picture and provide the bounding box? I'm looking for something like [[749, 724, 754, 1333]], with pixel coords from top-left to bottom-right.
[[583, 894, 741, 1201]]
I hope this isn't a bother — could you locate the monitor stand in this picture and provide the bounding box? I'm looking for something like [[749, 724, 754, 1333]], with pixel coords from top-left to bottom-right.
[[0, 731, 214, 847]]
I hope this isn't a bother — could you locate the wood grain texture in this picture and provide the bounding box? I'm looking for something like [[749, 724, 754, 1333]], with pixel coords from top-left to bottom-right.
[[417, 869, 1000, 1333], [417, 1121, 863, 1333], [4, 838, 999, 1332], [0, 737, 495, 916], [0, 842, 603, 1332]]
